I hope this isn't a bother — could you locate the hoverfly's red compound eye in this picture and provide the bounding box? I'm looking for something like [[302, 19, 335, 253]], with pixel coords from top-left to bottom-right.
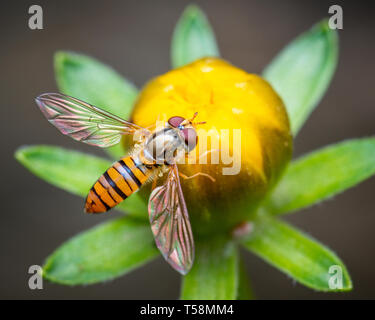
[[181, 128, 197, 151], [168, 116, 185, 128]]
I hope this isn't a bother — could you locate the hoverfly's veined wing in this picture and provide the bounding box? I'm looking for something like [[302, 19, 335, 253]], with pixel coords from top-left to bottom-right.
[[148, 164, 194, 275], [35, 93, 149, 147]]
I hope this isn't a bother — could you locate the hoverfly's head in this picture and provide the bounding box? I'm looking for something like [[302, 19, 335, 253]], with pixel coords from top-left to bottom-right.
[[168, 113, 205, 152]]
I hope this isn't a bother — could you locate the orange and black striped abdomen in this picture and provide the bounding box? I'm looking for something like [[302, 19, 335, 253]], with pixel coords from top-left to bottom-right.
[[85, 156, 152, 213]]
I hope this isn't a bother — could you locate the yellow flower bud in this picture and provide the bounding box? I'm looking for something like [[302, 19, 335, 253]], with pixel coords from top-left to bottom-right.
[[130, 58, 292, 235]]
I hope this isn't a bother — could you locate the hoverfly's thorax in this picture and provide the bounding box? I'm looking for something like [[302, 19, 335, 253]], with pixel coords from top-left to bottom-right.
[[142, 127, 185, 165]]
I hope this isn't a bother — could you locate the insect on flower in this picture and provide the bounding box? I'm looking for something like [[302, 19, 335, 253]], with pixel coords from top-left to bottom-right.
[[35, 92, 213, 275]]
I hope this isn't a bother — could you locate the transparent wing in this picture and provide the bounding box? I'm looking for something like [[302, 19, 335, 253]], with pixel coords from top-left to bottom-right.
[[148, 164, 194, 275], [35, 93, 148, 147]]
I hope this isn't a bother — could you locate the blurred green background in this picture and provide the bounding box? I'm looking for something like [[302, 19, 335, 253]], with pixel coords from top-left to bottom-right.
[[1, 0, 375, 299]]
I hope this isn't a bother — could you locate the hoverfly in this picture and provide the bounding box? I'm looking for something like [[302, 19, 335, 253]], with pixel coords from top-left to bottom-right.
[[35, 92, 209, 275]]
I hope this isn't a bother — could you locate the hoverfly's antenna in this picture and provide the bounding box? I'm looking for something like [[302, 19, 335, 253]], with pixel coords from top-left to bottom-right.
[[193, 121, 207, 125], [189, 112, 198, 122], [189, 112, 206, 126]]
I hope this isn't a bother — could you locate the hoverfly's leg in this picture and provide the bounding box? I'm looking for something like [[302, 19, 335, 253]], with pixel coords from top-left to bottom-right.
[[179, 171, 216, 183], [151, 175, 159, 190]]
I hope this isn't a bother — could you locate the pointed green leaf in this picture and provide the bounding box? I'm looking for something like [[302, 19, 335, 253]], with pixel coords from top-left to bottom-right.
[[54, 51, 138, 159], [260, 138, 375, 216], [171, 5, 219, 68], [181, 237, 238, 300], [15, 145, 147, 219], [242, 216, 352, 291], [237, 255, 254, 300], [43, 216, 158, 285], [263, 19, 338, 135]]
